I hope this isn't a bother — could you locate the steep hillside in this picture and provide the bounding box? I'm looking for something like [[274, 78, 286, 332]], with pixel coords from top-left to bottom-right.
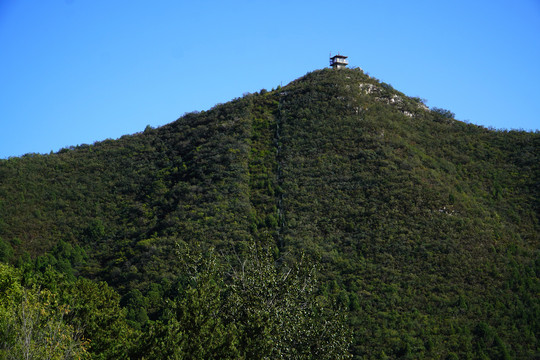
[[0, 68, 538, 358]]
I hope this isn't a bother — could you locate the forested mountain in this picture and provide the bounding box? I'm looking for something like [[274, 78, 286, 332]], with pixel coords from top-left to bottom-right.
[[0, 68, 538, 359]]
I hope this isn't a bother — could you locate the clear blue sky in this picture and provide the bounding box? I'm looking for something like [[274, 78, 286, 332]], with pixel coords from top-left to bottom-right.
[[1, 0, 539, 159]]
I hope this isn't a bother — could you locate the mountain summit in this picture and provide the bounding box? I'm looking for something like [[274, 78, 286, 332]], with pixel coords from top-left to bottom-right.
[[0, 68, 538, 358]]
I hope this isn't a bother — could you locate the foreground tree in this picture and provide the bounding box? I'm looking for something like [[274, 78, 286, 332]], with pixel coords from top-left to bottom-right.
[[0, 263, 87, 360], [136, 243, 352, 359], [62, 278, 134, 360]]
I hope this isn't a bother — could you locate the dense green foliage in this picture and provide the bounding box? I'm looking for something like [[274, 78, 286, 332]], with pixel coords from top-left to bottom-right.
[[0, 68, 538, 358], [136, 244, 351, 359], [0, 262, 131, 359]]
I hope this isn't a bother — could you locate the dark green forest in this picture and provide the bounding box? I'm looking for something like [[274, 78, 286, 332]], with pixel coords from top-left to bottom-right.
[[0, 68, 538, 359]]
